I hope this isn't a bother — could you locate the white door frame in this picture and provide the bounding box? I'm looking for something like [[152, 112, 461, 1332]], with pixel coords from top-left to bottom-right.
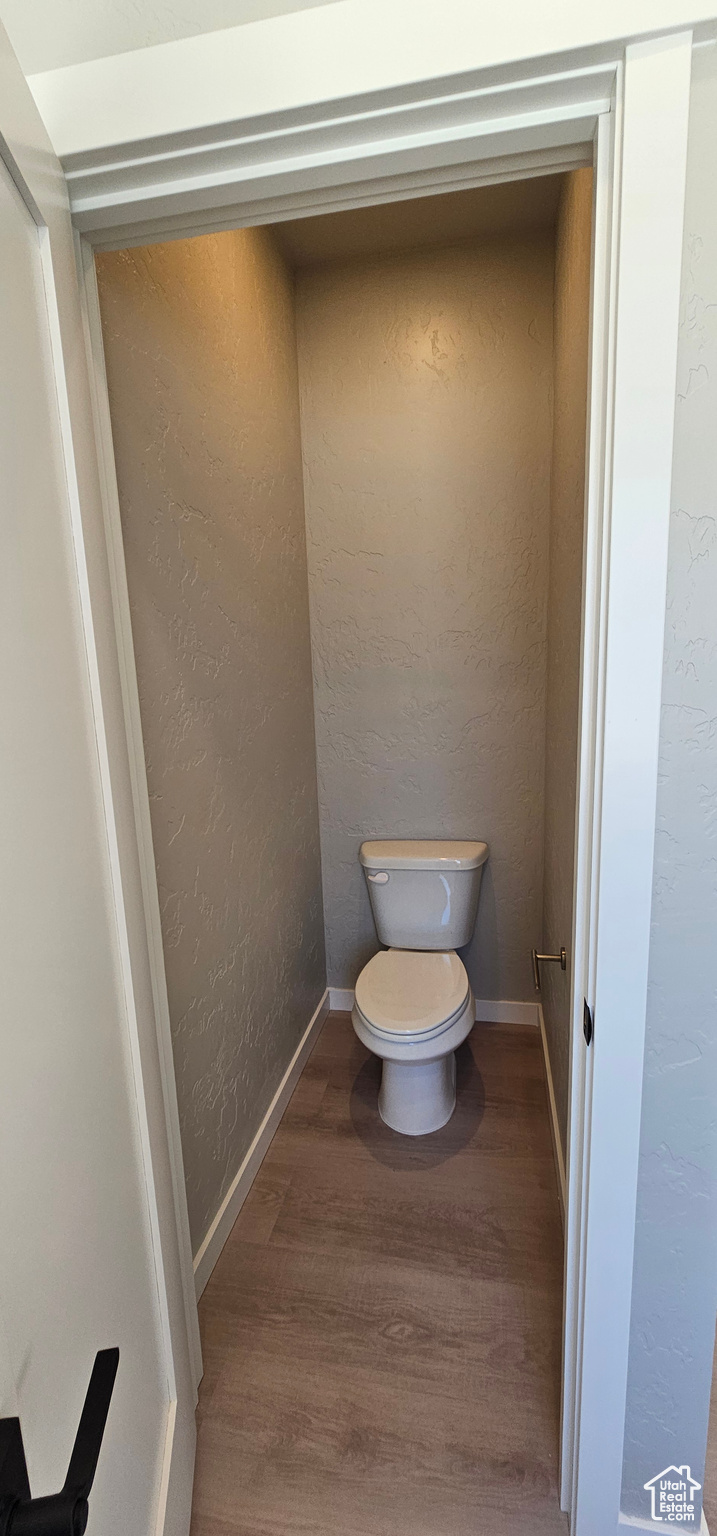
[[567, 34, 693, 1535], [64, 29, 693, 1533], [0, 25, 202, 1536]]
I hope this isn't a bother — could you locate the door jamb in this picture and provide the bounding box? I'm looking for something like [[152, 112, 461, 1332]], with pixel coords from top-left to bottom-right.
[[560, 96, 621, 1515], [76, 235, 203, 1395], [568, 33, 692, 1535], [73, 32, 693, 1531]]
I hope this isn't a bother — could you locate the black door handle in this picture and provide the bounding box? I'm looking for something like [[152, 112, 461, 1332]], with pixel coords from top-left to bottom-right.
[[0, 1348, 119, 1536]]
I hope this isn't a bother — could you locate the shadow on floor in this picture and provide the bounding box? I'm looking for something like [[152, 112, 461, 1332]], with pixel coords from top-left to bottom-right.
[[349, 1041, 486, 1168]]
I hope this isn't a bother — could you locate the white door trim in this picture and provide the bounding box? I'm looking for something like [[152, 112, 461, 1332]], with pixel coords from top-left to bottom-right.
[[76, 235, 202, 1397], [0, 22, 200, 1536], [568, 33, 693, 1536], [66, 28, 693, 1533], [559, 97, 621, 1516], [59, 57, 617, 250]]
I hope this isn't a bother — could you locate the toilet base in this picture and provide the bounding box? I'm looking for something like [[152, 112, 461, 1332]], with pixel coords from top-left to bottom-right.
[[378, 1052, 457, 1136]]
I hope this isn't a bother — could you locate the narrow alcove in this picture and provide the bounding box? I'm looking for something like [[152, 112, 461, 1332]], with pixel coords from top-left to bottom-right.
[[95, 167, 591, 1534]]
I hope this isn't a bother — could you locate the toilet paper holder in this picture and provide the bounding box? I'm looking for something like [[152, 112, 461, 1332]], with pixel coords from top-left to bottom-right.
[[531, 946, 567, 992]]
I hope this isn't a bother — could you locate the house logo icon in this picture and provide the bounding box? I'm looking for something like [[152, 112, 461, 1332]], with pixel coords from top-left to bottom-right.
[[644, 1465, 701, 1522]]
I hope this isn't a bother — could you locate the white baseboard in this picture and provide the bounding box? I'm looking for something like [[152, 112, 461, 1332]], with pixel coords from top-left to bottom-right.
[[329, 985, 539, 1028], [328, 986, 355, 1011], [474, 997, 539, 1026], [192, 987, 330, 1298], [538, 1003, 567, 1227]]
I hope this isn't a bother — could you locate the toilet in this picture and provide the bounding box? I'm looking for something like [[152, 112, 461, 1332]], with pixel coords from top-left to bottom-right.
[[352, 839, 489, 1135]]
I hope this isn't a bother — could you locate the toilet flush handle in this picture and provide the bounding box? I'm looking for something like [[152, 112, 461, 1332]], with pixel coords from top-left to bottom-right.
[[367, 871, 389, 884], [531, 947, 567, 992]]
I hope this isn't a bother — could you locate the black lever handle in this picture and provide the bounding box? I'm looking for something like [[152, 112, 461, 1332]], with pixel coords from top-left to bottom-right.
[[0, 1349, 119, 1536]]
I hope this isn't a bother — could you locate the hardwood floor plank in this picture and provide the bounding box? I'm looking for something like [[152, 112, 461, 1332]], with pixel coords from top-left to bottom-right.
[[283, 1077, 557, 1162], [266, 1175, 561, 1287], [191, 1016, 567, 1536], [201, 1242, 561, 1415], [222, 1170, 293, 1248], [193, 1354, 565, 1536]]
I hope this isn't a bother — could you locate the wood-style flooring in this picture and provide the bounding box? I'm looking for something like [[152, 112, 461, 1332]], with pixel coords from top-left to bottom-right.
[[190, 1013, 568, 1536]]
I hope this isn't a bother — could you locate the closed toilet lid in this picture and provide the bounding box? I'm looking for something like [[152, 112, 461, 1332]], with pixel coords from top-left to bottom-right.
[[355, 949, 469, 1036]]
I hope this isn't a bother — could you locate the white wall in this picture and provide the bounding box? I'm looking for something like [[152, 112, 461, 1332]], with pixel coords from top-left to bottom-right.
[[0, 151, 168, 1535], [622, 41, 717, 1526], [0, 0, 340, 75], [96, 227, 326, 1254], [297, 232, 555, 997], [22, 2, 717, 161]]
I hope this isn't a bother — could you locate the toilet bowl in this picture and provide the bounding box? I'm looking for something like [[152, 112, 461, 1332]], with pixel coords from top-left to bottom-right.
[[352, 838, 488, 1136], [352, 948, 475, 1134]]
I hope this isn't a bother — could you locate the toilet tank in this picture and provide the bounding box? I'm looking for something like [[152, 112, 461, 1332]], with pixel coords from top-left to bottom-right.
[[360, 839, 489, 950]]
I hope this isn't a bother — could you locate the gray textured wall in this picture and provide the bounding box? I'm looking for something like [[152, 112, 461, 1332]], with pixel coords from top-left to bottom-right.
[[97, 228, 325, 1253], [297, 235, 555, 998], [541, 169, 592, 1155], [622, 44, 717, 1523]]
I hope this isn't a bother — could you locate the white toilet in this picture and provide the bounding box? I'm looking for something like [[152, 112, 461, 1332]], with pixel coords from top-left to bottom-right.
[[352, 839, 489, 1135]]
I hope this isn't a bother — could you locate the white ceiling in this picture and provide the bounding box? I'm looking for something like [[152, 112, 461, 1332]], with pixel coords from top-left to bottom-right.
[[272, 174, 565, 269], [0, 0, 341, 76]]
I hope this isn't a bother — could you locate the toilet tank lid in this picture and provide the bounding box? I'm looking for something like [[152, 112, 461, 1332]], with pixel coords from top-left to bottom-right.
[[359, 839, 489, 871]]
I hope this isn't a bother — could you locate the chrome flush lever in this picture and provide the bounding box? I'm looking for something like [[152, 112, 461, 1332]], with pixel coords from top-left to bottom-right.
[[531, 947, 567, 992]]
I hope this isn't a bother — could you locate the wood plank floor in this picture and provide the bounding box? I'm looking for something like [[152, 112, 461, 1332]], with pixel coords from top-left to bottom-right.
[[190, 1014, 568, 1536]]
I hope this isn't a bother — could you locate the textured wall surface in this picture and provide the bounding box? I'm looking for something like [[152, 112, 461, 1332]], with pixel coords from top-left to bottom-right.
[[541, 169, 592, 1155], [622, 45, 717, 1523], [297, 236, 554, 997], [97, 228, 325, 1253]]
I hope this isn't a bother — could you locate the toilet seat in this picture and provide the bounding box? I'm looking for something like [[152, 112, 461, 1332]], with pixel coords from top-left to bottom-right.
[[354, 948, 469, 1042]]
